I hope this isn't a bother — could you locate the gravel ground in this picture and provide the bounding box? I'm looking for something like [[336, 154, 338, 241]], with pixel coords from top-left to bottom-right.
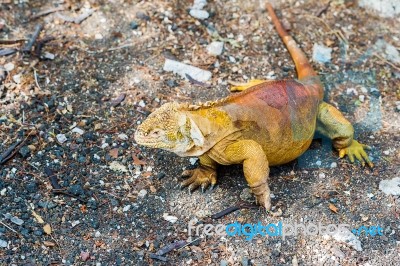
[[0, 0, 399, 265]]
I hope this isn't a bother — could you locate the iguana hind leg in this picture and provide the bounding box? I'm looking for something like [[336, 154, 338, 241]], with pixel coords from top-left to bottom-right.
[[224, 140, 271, 210], [181, 153, 217, 192], [229, 79, 270, 92], [317, 102, 373, 167]]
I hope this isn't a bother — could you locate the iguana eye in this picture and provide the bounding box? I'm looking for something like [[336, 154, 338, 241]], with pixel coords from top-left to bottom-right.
[[151, 129, 161, 136]]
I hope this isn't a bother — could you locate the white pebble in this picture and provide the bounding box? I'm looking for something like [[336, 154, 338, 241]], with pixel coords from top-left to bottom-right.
[[138, 189, 147, 198], [189, 158, 198, 165], [0, 239, 7, 248], [118, 133, 129, 140], [123, 205, 131, 212], [138, 100, 146, 107], [319, 173, 326, 178], [4, 62, 14, 72], [71, 127, 84, 135], [330, 162, 337, 168], [12, 74, 21, 84], [316, 160, 322, 166], [207, 41, 224, 56], [56, 134, 67, 144]]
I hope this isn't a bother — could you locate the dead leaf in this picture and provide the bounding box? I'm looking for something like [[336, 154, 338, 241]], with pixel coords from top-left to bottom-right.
[[132, 154, 146, 165], [142, 172, 152, 177], [43, 241, 56, 247], [329, 203, 339, 213], [95, 240, 106, 248], [32, 210, 44, 224], [80, 205, 87, 213], [150, 186, 157, 193], [109, 148, 119, 159], [43, 223, 52, 234]]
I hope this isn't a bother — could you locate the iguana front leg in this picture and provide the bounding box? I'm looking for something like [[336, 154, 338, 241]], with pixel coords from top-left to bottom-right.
[[181, 153, 217, 192], [224, 140, 271, 210], [317, 102, 373, 167]]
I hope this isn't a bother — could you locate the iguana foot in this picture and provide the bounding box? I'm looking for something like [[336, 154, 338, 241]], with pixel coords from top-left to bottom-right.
[[251, 182, 272, 211], [180, 166, 217, 193], [339, 140, 373, 167], [229, 79, 269, 92]]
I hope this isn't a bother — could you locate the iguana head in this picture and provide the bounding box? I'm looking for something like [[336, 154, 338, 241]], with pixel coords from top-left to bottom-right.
[[134, 102, 205, 155]]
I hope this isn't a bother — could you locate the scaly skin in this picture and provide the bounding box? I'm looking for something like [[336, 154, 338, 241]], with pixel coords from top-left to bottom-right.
[[134, 3, 372, 211]]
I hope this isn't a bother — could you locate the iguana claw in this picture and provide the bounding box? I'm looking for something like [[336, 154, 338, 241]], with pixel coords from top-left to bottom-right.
[[180, 166, 217, 193], [338, 140, 373, 167]]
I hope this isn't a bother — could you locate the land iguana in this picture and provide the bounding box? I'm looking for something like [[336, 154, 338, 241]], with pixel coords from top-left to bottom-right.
[[134, 3, 373, 211]]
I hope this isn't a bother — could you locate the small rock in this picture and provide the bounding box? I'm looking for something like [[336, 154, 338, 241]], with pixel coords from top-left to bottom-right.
[[43, 52, 55, 60], [162, 213, 178, 223], [71, 127, 84, 135], [71, 220, 80, 227], [331, 246, 345, 259], [166, 79, 178, 87], [95, 33, 103, 40], [292, 255, 299, 266], [109, 161, 128, 173], [80, 251, 90, 261], [373, 39, 400, 64], [379, 177, 400, 196], [330, 162, 337, 168], [138, 189, 147, 198], [130, 21, 139, 29], [163, 59, 212, 82], [195, 210, 210, 218], [157, 172, 166, 180], [358, 0, 400, 18], [207, 41, 224, 56], [10, 216, 24, 226], [189, 158, 198, 165], [220, 260, 229, 266], [123, 205, 131, 212], [0, 239, 7, 248], [136, 11, 150, 21], [318, 172, 326, 179], [118, 133, 129, 140], [25, 182, 38, 193], [4, 62, 14, 72], [13, 74, 21, 84], [331, 227, 362, 251], [19, 146, 30, 158], [312, 43, 332, 64], [56, 134, 67, 144], [190, 9, 209, 20], [68, 184, 84, 196]]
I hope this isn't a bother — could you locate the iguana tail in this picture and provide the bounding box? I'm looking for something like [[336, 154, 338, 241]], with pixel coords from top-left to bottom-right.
[[266, 3, 317, 81]]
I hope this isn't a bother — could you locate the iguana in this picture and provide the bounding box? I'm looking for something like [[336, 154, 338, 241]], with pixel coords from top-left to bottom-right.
[[134, 3, 372, 211]]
